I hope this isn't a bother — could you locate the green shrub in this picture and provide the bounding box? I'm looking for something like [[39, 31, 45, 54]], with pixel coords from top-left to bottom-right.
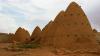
[[17, 43, 40, 49]]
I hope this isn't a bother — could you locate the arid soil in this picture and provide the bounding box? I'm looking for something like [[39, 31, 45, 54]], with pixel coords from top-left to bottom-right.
[[0, 43, 100, 56], [0, 1, 99, 56]]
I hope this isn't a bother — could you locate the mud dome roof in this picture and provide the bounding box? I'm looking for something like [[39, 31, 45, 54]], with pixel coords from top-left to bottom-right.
[[40, 2, 100, 51]]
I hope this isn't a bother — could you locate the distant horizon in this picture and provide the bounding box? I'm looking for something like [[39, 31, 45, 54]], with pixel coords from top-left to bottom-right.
[[0, 0, 100, 33]]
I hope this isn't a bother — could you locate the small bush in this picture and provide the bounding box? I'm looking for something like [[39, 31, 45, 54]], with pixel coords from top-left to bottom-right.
[[17, 43, 40, 49]]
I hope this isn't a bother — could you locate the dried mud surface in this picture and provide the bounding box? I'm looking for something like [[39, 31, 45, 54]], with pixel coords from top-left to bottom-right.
[[0, 43, 100, 56]]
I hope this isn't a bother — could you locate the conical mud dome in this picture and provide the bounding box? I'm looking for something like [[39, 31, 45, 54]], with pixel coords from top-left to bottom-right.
[[42, 20, 53, 32], [40, 2, 99, 51], [13, 27, 30, 43], [31, 26, 41, 43]]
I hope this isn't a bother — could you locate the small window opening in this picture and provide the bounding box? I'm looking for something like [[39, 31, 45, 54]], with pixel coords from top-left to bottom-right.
[[74, 34, 78, 37], [70, 13, 73, 16], [67, 35, 70, 37]]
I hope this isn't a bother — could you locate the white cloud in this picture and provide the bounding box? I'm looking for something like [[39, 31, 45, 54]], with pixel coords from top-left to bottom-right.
[[0, 0, 30, 3], [0, 13, 17, 33], [0, 0, 100, 33]]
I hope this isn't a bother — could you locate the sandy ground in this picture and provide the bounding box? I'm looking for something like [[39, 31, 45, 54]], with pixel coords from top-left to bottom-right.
[[0, 43, 100, 56]]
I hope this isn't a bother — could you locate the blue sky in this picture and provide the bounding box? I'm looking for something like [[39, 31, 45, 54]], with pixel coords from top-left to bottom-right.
[[0, 0, 100, 33]]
